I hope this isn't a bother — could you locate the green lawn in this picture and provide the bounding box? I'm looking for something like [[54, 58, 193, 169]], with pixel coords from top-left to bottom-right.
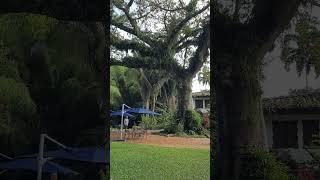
[[111, 142, 210, 180]]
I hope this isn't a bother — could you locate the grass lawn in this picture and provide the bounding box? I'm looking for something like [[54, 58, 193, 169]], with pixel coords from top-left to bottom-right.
[[111, 142, 210, 180]]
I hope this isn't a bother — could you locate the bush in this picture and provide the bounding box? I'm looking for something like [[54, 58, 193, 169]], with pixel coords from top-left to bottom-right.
[[155, 110, 175, 129], [240, 148, 296, 180], [184, 109, 202, 133], [140, 115, 158, 130], [202, 114, 210, 129]]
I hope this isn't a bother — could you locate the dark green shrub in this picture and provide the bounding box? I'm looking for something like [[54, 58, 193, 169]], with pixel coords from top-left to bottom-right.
[[184, 109, 202, 133], [140, 115, 157, 130], [240, 148, 295, 180], [155, 109, 175, 129]]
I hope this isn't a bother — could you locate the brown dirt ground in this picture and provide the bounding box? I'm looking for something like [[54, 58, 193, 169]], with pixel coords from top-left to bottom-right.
[[111, 131, 210, 149]]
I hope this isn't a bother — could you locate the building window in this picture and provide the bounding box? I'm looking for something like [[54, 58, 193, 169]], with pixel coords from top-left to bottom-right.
[[205, 100, 210, 109], [303, 120, 319, 147], [195, 100, 203, 109], [273, 121, 298, 149]]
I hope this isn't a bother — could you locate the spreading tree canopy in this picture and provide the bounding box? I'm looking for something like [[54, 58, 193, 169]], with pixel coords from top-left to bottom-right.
[[111, 0, 210, 126]]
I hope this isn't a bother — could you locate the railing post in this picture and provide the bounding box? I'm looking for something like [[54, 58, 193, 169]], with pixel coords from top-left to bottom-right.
[[37, 134, 45, 180]]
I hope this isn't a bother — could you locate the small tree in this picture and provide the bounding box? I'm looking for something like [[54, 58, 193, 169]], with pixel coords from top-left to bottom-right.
[[281, 10, 320, 89]]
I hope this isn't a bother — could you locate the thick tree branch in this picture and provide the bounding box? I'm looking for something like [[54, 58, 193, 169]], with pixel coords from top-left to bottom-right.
[[167, 4, 209, 46], [249, 0, 301, 60], [233, 0, 241, 21], [111, 38, 153, 56], [111, 20, 154, 45], [139, 69, 152, 90], [113, 1, 155, 46], [176, 40, 199, 52], [111, 56, 181, 76], [0, 0, 105, 21], [188, 23, 210, 76], [175, 28, 203, 49], [128, 0, 135, 8]]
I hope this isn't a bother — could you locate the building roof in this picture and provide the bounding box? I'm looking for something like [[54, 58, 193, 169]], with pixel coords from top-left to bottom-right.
[[263, 92, 320, 112], [192, 90, 210, 98]]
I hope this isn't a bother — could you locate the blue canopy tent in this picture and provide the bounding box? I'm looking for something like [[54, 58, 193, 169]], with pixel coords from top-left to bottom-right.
[[126, 108, 161, 115], [23, 147, 109, 165], [44, 147, 109, 165], [0, 157, 78, 175], [112, 104, 161, 141], [110, 111, 134, 117]]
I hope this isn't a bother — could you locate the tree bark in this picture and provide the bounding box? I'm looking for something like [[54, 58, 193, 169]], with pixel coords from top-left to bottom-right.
[[165, 81, 177, 112], [85, 22, 109, 178], [213, 59, 267, 180], [176, 77, 193, 128], [144, 97, 150, 109]]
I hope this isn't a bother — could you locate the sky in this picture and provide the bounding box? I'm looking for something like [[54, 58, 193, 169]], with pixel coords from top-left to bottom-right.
[[192, 74, 209, 92], [262, 53, 320, 98], [192, 50, 320, 95]]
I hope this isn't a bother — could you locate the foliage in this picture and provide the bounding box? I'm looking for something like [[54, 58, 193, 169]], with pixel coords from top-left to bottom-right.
[[308, 133, 320, 147], [0, 41, 38, 154], [240, 148, 296, 180], [110, 66, 141, 109], [198, 64, 210, 85], [111, 142, 209, 180], [0, 77, 36, 118], [140, 115, 158, 130], [154, 105, 176, 129], [111, 0, 210, 125], [184, 109, 202, 133], [281, 11, 320, 88], [0, 14, 105, 156], [110, 85, 122, 108]]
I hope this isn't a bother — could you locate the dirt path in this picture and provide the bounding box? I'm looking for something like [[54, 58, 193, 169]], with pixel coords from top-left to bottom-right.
[[111, 131, 210, 149]]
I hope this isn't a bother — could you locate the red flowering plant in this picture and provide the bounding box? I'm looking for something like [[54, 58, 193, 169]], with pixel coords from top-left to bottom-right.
[[203, 114, 210, 128]]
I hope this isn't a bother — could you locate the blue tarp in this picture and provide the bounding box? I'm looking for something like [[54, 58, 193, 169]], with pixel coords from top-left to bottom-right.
[[23, 147, 109, 165], [126, 108, 161, 115], [110, 111, 134, 117], [0, 158, 78, 175]]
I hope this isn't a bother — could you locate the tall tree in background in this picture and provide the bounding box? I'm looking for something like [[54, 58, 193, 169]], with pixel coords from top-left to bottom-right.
[[111, 0, 209, 128], [281, 9, 320, 89], [198, 63, 210, 86], [110, 66, 142, 109]]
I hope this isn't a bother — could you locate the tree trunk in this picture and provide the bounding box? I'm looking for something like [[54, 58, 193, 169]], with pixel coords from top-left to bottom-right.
[[165, 81, 177, 112], [213, 60, 267, 180], [144, 97, 150, 109], [306, 70, 309, 90], [86, 22, 109, 178], [150, 94, 156, 112], [176, 77, 192, 128], [168, 94, 176, 113]]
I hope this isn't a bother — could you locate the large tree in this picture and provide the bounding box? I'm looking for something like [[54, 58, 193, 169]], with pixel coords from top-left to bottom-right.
[[212, 0, 320, 179], [111, 0, 210, 128]]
